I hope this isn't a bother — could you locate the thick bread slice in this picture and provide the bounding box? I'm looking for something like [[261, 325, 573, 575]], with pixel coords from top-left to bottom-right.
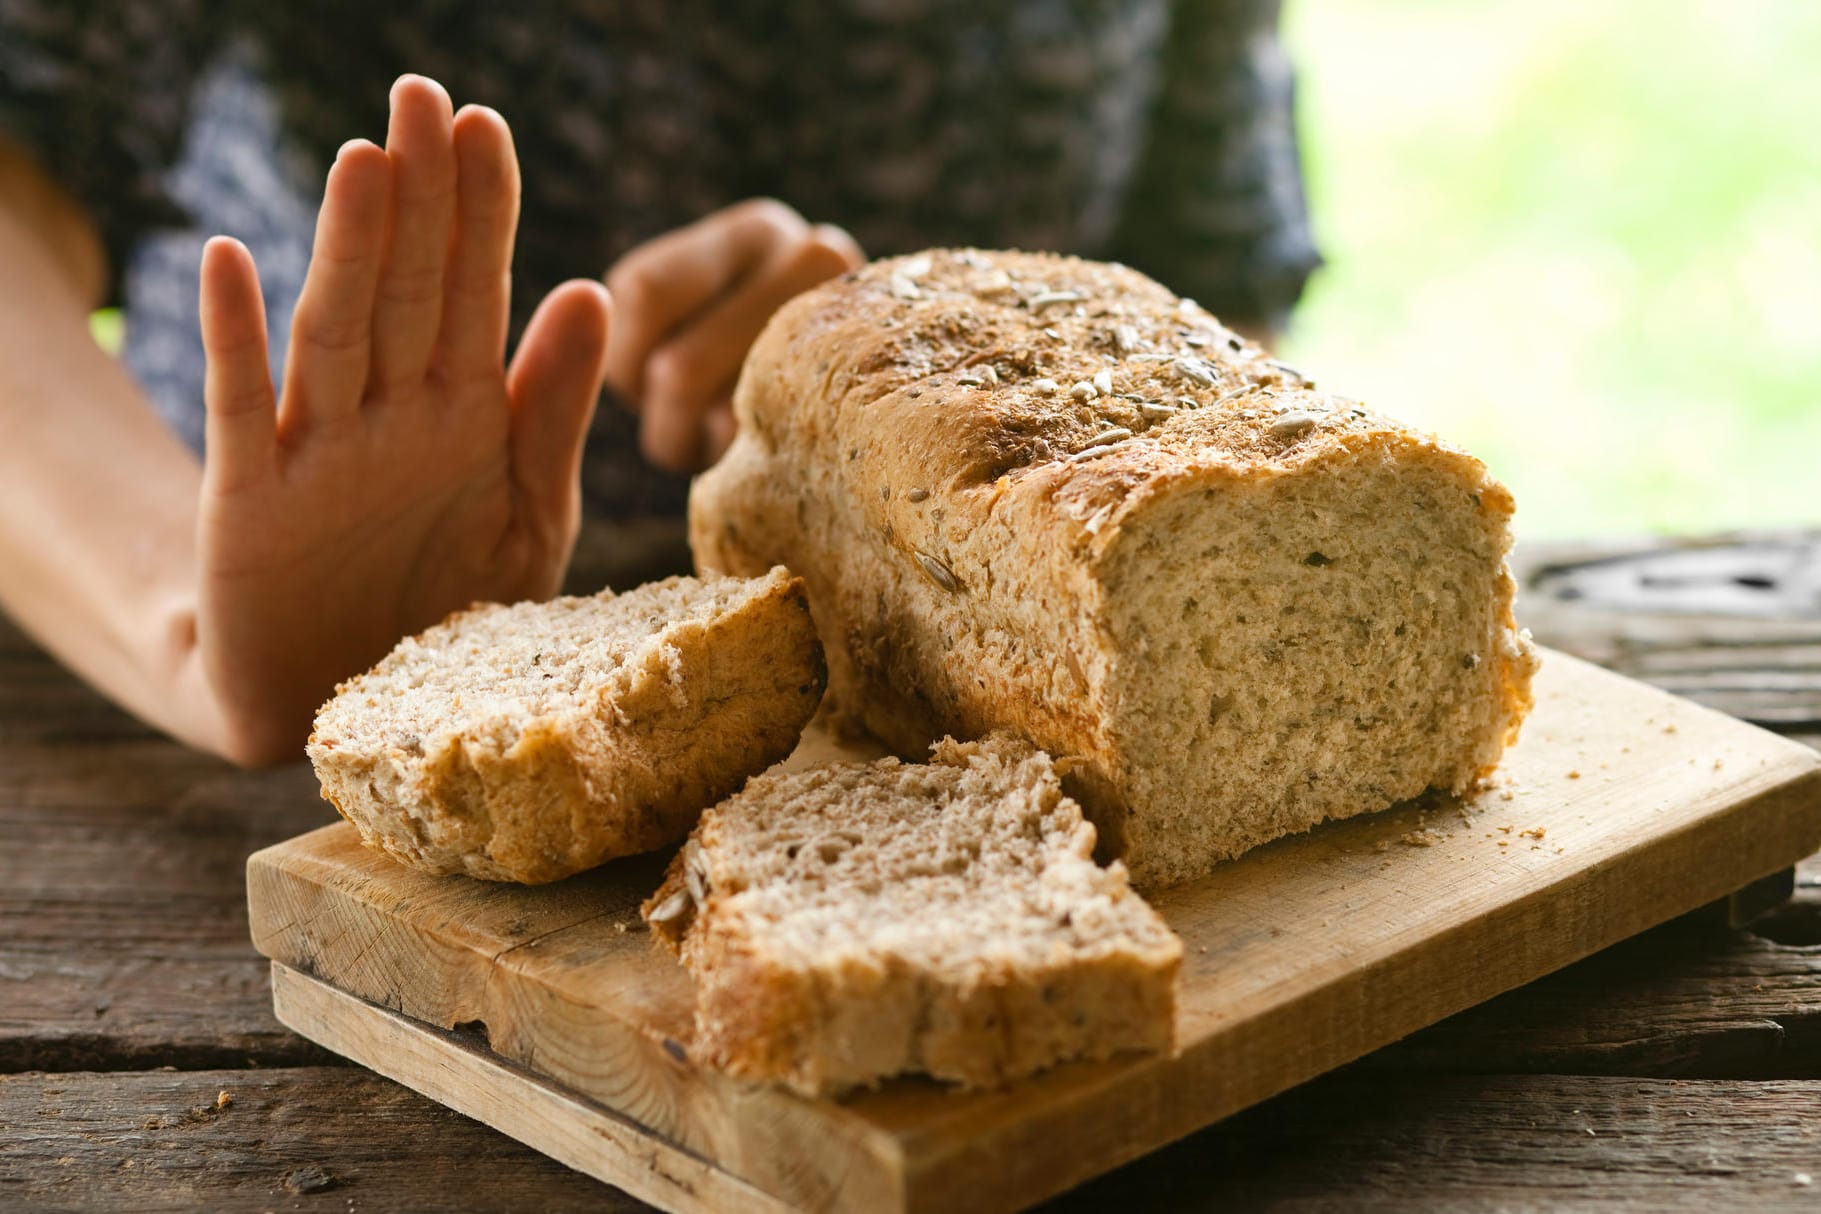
[[641, 734, 1182, 1096], [690, 248, 1540, 888], [308, 569, 825, 884]]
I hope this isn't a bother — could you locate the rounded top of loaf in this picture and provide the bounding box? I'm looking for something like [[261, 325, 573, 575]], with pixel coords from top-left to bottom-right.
[[735, 249, 1510, 524]]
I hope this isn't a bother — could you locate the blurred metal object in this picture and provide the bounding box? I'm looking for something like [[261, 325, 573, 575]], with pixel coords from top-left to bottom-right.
[[1515, 533, 1821, 729], [1531, 533, 1821, 619]]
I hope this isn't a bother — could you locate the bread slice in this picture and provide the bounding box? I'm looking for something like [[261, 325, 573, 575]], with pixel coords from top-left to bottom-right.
[[642, 734, 1182, 1095], [308, 569, 825, 884], [691, 248, 1539, 887]]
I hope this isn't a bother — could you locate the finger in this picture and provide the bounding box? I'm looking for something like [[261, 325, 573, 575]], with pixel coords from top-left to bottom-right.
[[370, 75, 457, 393], [806, 221, 865, 271], [703, 401, 737, 464], [506, 279, 611, 521], [639, 228, 856, 472], [437, 104, 519, 382], [603, 198, 808, 407], [199, 237, 277, 491], [280, 139, 392, 436]]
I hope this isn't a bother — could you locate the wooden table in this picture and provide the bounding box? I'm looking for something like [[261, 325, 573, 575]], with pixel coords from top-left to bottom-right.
[[6, 525, 1819, 1212]]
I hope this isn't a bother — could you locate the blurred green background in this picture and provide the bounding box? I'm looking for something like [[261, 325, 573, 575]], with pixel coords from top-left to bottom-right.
[[1281, 0, 1821, 539]]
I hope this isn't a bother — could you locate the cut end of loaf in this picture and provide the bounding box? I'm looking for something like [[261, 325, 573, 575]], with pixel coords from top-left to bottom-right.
[[643, 734, 1182, 1096], [1098, 443, 1540, 886], [308, 568, 826, 883]]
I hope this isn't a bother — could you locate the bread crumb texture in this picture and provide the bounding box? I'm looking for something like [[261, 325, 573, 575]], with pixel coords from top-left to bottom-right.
[[308, 569, 826, 883], [642, 734, 1182, 1095], [692, 248, 1541, 887]]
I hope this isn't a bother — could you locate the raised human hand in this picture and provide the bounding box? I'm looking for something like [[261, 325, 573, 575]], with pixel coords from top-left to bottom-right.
[[195, 76, 611, 764], [604, 199, 863, 472]]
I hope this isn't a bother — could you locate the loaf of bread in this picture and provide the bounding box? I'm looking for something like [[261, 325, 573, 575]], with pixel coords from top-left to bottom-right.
[[642, 734, 1181, 1095], [308, 569, 825, 883], [691, 249, 1538, 888]]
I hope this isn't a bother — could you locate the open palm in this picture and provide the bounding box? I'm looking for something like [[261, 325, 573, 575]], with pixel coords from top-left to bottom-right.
[[194, 77, 611, 764]]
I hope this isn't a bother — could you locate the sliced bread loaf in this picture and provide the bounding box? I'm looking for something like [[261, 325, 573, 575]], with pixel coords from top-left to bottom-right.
[[642, 734, 1182, 1095], [308, 568, 825, 883], [691, 248, 1539, 887]]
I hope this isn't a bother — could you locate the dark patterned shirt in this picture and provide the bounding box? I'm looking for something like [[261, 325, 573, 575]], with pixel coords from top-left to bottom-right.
[[1, 0, 1319, 517]]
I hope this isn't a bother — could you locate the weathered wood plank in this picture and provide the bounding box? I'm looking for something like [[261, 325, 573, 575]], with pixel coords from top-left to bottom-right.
[[266, 967, 1821, 1214], [9, 1066, 1821, 1214], [1051, 1071, 1821, 1212], [0, 1066, 638, 1212], [0, 735, 337, 1070], [1375, 910, 1821, 1079]]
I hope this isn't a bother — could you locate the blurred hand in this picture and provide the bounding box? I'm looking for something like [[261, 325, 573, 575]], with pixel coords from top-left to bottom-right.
[[605, 199, 863, 472], [195, 75, 611, 763]]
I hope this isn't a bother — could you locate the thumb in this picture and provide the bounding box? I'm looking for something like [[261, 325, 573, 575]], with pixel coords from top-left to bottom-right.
[[506, 279, 611, 519]]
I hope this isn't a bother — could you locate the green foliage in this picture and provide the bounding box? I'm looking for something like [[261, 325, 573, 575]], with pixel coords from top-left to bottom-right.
[[89, 308, 123, 357], [1283, 0, 1821, 537]]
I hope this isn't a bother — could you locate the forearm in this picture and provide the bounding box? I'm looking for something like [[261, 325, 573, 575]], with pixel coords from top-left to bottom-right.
[[0, 185, 226, 754]]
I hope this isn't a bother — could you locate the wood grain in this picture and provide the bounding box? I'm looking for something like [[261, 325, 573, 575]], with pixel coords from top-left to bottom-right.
[[247, 649, 1821, 1213], [0, 672, 338, 1071], [0, 1065, 636, 1212], [267, 969, 1821, 1214], [271, 964, 794, 1214], [1051, 1070, 1821, 1212]]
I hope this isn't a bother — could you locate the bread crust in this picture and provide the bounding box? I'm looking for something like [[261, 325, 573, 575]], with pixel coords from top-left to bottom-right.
[[308, 570, 827, 884], [690, 250, 1538, 886]]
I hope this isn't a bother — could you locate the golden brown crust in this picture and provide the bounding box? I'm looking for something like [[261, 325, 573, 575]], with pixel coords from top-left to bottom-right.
[[691, 250, 1539, 886], [310, 572, 827, 884]]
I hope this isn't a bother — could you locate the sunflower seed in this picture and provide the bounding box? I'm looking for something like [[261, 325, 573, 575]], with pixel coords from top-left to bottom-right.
[[1032, 378, 1061, 395], [683, 840, 708, 904], [646, 887, 692, 928], [1270, 411, 1321, 440], [1067, 438, 1138, 462], [1070, 380, 1099, 401], [1113, 324, 1141, 352], [1030, 290, 1085, 312], [1093, 369, 1114, 395], [906, 488, 930, 502], [916, 551, 960, 592], [889, 274, 921, 300], [1172, 358, 1217, 387], [1139, 401, 1178, 419], [1082, 427, 1133, 447]]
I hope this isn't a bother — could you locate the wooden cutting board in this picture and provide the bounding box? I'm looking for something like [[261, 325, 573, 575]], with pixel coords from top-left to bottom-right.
[[247, 649, 1821, 1213]]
